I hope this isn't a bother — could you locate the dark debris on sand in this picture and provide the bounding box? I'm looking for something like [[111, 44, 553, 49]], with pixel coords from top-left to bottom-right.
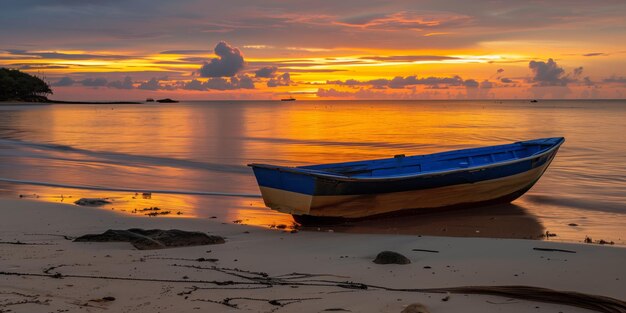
[[74, 198, 112, 206], [74, 229, 225, 250], [373, 251, 411, 265]]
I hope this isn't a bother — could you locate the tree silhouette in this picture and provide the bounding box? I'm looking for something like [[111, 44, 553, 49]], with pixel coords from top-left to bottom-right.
[[0, 68, 53, 101]]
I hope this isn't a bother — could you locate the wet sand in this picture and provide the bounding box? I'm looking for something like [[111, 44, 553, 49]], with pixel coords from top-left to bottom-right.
[[1, 198, 624, 313]]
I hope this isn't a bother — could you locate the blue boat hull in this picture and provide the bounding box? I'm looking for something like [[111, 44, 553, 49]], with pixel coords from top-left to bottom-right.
[[249, 138, 564, 219]]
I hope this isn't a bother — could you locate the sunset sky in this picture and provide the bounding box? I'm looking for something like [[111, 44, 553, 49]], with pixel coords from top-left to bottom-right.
[[1, 0, 625, 100]]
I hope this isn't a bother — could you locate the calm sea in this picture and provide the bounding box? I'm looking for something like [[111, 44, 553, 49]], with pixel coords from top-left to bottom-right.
[[1, 100, 624, 244]]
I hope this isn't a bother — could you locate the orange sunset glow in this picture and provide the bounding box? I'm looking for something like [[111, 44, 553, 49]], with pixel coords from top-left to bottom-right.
[[1, 1, 625, 100]]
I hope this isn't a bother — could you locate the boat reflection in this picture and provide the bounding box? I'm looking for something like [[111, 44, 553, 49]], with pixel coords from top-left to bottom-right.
[[300, 203, 545, 240]]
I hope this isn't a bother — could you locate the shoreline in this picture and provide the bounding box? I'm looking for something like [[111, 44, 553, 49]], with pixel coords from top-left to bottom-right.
[[1, 198, 624, 312], [1, 180, 623, 245]]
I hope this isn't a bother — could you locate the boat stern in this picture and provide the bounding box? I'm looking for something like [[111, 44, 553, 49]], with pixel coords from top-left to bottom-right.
[[258, 186, 312, 215], [248, 164, 315, 215]]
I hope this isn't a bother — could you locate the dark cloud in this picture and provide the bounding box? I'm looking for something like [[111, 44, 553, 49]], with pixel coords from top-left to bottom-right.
[[360, 55, 459, 62], [463, 79, 479, 88], [573, 66, 583, 77], [583, 76, 595, 87], [327, 75, 465, 89], [183, 75, 255, 91], [17, 64, 69, 70], [52, 76, 75, 86], [234, 75, 254, 89], [497, 68, 504, 73], [326, 79, 362, 86], [336, 11, 469, 31], [480, 80, 493, 89], [81, 77, 108, 87], [182, 57, 211, 63], [160, 49, 212, 55], [138, 77, 161, 90], [267, 72, 290, 87], [582, 52, 606, 57], [603, 76, 626, 84], [255, 66, 277, 78], [316, 87, 408, 99], [285, 68, 347, 73], [4, 49, 132, 60], [183, 79, 205, 91], [500, 77, 514, 83], [108, 76, 134, 89], [198, 41, 245, 77], [528, 58, 569, 86], [316, 88, 352, 97]]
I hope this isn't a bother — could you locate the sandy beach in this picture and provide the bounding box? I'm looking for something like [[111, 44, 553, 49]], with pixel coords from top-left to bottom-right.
[[1, 197, 624, 313]]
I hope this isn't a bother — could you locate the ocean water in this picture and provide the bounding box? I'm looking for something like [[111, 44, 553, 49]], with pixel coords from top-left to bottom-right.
[[0, 100, 624, 244]]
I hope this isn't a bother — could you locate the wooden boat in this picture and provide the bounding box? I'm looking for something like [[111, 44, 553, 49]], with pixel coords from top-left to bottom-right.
[[280, 96, 296, 101], [249, 137, 564, 222]]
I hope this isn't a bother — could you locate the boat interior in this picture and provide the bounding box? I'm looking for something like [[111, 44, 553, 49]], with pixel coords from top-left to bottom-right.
[[299, 137, 563, 178]]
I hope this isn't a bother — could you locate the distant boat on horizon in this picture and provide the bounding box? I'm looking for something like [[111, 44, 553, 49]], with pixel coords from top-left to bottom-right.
[[249, 137, 565, 223], [280, 96, 296, 101]]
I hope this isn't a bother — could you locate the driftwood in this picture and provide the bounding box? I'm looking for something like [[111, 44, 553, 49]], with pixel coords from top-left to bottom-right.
[[533, 247, 577, 253], [0, 241, 54, 246], [411, 249, 439, 253]]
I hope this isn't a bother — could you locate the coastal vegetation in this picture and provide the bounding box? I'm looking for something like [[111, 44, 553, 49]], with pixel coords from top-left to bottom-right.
[[0, 68, 52, 101]]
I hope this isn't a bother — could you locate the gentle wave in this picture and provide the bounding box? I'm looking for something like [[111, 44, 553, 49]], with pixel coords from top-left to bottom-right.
[[0, 138, 251, 174], [524, 194, 626, 215], [0, 177, 262, 198], [241, 136, 439, 150]]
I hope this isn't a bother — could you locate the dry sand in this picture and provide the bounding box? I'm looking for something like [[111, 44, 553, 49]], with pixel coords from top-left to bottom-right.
[[1, 198, 624, 313]]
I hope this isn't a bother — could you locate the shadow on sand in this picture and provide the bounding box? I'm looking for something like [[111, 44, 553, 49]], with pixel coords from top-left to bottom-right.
[[300, 203, 545, 240]]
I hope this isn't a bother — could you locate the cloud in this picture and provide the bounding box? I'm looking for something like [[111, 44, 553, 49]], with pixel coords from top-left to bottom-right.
[[583, 77, 595, 87], [108, 76, 134, 89], [198, 41, 245, 77], [255, 66, 277, 78], [582, 52, 606, 57], [359, 55, 459, 62], [138, 77, 161, 90], [328, 75, 465, 89], [603, 76, 626, 84], [183, 79, 205, 91], [463, 79, 479, 88], [183, 75, 255, 91], [528, 58, 570, 86], [4, 49, 131, 60], [315, 87, 420, 99], [500, 78, 514, 83], [335, 11, 469, 30], [497, 68, 504, 73], [81, 77, 108, 87], [52, 77, 75, 86], [573, 66, 583, 77], [316, 88, 352, 97], [16, 64, 69, 70], [480, 80, 493, 89], [160, 49, 212, 55], [267, 72, 291, 87]]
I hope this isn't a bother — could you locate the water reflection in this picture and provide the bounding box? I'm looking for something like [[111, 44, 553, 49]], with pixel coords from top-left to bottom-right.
[[302, 204, 545, 240]]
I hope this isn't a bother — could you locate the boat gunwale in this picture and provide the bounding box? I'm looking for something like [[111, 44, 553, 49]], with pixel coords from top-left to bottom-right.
[[248, 138, 564, 182]]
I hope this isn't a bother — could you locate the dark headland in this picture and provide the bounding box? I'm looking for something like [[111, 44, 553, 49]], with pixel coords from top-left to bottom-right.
[[0, 68, 141, 104]]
